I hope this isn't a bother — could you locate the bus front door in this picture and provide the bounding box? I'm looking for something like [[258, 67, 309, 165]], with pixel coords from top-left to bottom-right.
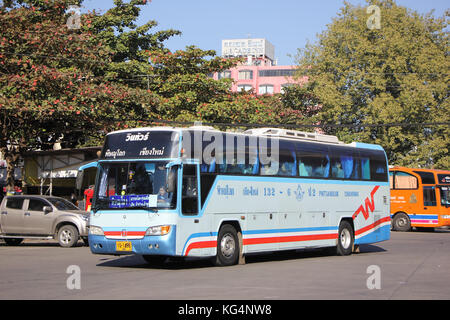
[[180, 164, 202, 256]]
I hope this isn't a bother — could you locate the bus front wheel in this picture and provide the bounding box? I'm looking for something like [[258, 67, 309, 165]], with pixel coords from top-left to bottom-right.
[[214, 224, 239, 267]]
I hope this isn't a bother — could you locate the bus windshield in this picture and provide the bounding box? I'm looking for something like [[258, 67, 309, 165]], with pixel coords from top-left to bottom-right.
[[93, 161, 177, 211], [440, 186, 450, 206]]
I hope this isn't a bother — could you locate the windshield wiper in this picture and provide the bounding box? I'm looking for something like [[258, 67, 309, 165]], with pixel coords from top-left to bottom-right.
[[130, 206, 159, 212]]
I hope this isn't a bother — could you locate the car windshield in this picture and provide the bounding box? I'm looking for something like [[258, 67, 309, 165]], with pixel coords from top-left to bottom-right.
[[47, 197, 79, 210], [93, 161, 177, 210]]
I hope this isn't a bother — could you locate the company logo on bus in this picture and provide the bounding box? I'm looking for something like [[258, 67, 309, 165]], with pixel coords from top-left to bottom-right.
[[352, 186, 379, 220], [294, 185, 305, 202], [125, 132, 149, 142]]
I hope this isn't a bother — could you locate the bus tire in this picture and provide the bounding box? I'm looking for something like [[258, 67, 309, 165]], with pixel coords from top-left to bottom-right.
[[214, 224, 239, 267], [392, 212, 411, 232], [337, 220, 354, 256]]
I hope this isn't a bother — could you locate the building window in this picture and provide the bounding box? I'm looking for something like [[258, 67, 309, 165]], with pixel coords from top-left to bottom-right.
[[258, 84, 274, 94], [237, 84, 253, 92], [258, 69, 296, 77], [238, 70, 253, 80], [218, 70, 231, 79]]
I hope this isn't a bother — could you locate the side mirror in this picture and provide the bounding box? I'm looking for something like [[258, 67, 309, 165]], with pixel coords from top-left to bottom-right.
[[43, 206, 52, 214], [75, 170, 83, 191]]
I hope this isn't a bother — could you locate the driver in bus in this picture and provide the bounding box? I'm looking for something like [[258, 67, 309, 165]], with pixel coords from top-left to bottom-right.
[[130, 164, 153, 194], [157, 186, 170, 204]]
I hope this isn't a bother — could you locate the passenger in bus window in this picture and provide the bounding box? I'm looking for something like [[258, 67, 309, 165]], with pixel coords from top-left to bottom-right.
[[278, 162, 294, 176], [332, 162, 344, 178], [312, 156, 330, 177], [298, 161, 311, 177], [261, 161, 279, 175]]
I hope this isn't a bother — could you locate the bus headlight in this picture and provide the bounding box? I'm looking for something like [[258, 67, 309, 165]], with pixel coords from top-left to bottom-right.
[[145, 225, 171, 236], [89, 225, 104, 236]]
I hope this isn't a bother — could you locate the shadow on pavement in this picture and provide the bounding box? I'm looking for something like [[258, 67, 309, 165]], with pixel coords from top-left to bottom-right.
[[96, 244, 387, 270]]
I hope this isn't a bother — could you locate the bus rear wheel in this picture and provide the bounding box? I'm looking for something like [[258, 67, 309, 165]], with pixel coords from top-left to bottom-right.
[[336, 221, 354, 256], [392, 212, 411, 232], [214, 224, 239, 267]]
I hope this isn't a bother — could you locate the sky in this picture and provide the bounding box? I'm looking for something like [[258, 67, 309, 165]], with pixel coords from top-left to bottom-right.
[[82, 0, 449, 66]]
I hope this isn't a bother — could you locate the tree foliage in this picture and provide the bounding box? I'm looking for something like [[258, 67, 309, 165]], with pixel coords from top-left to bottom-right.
[[295, 0, 449, 168], [0, 0, 298, 190]]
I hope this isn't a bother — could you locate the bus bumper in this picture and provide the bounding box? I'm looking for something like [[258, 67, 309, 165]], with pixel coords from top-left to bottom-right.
[[89, 226, 177, 256]]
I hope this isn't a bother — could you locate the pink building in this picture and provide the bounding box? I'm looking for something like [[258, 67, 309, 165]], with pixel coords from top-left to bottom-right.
[[212, 38, 307, 94]]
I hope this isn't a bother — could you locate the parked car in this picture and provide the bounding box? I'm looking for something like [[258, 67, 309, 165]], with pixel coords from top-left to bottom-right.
[[0, 195, 89, 247]]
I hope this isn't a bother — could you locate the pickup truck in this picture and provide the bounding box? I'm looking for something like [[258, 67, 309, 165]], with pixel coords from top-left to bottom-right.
[[0, 195, 89, 247]]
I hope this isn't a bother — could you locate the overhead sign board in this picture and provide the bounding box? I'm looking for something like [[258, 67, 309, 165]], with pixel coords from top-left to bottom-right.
[[222, 38, 275, 61]]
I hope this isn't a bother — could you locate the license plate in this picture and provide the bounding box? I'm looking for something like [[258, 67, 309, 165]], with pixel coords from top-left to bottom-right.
[[116, 241, 132, 251]]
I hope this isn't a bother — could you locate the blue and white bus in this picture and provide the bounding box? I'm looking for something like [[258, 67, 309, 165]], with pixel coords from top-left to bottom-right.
[[89, 126, 390, 266]]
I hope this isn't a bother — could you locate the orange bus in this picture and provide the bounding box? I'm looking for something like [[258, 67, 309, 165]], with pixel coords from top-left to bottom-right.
[[390, 167, 450, 231]]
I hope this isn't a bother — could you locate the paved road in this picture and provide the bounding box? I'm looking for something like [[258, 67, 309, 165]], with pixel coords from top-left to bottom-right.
[[1, 229, 450, 300]]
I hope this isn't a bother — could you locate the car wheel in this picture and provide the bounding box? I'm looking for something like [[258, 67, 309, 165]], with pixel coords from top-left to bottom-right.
[[58, 225, 79, 248]]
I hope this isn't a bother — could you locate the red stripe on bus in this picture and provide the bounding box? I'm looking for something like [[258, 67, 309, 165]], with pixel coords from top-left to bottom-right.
[[185, 233, 339, 256], [184, 240, 217, 256], [243, 233, 338, 246], [104, 231, 146, 236], [355, 216, 390, 236]]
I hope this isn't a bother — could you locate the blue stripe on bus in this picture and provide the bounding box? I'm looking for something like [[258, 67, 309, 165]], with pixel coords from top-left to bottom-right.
[[355, 224, 390, 244], [390, 214, 439, 219]]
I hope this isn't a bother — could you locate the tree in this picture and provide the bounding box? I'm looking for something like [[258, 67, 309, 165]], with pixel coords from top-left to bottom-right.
[[0, 0, 262, 191], [0, 0, 161, 191], [295, 0, 449, 168]]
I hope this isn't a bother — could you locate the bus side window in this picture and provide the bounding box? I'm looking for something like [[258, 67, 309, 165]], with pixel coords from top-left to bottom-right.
[[182, 164, 198, 215], [278, 148, 297, 177], [394, 172, 418, 189], [361, 158, 371, 180], [296, 142, 329, 178], [330, 147, 360, 180], [423, 186, 437, 207]]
